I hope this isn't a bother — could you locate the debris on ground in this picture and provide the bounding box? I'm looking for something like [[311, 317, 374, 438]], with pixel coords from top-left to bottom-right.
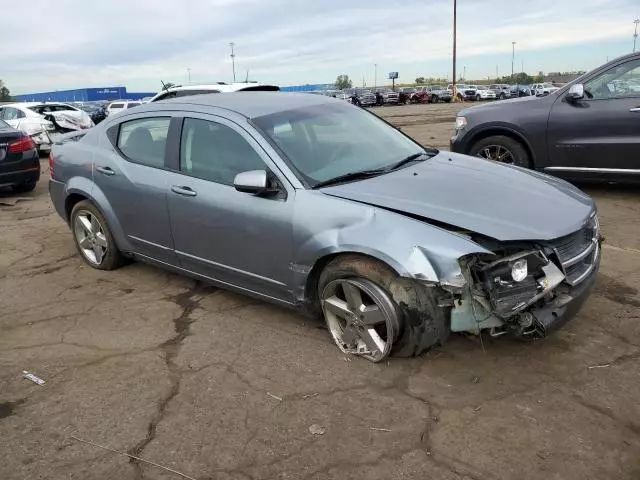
[[0, 198, 34, 207], [302, 393, 319, 400], [587, 363, 611, 369], [71, 435, 196, 480], [267, 392, 282, 401], [22, 371, 45, 386], [308, 424, 326, 436], [370, 427, 392, 432], [472, 376, 480, 384]]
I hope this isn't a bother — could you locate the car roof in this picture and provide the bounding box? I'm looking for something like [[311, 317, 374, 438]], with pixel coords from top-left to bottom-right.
[[156, 92, 338, 118]]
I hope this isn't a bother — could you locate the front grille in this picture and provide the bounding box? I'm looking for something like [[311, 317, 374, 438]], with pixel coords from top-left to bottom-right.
[[549, 216, 599, 286]]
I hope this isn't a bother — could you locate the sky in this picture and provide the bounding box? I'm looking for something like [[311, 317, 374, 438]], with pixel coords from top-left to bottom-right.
[[2, 0, 638, 94]]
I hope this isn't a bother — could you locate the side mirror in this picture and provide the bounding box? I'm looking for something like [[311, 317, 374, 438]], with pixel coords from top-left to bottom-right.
[[233, 170, 274, 195], [565, 83, 584, 103]]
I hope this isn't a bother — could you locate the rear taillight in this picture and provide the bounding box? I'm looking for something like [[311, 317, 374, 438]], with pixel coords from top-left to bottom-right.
[[8, 136, 36, 154], [49, 153, 55, 179]]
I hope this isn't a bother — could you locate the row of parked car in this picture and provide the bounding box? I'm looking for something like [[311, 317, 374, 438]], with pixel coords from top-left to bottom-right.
[[325, 82, 566, 107]]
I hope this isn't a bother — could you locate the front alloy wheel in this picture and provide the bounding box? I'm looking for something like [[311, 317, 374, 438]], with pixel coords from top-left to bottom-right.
[[469, 135, 530, 168], [476, 144, 515, 163], [321, 278, 399, 362]]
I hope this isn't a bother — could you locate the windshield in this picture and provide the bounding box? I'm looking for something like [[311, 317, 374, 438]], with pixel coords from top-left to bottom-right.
[[253, 102, 427, 188]]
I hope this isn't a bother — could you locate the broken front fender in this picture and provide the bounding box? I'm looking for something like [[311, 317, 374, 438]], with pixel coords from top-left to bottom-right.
[[290, 191, 492, 302]]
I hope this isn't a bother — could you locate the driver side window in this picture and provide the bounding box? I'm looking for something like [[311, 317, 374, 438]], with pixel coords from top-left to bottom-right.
[[180, 118, 266, 185], [584, 58, 640, 100]]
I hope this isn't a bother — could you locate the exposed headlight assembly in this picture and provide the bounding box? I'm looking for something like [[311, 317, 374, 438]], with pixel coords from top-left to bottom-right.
[[476, 251, 564, 317]]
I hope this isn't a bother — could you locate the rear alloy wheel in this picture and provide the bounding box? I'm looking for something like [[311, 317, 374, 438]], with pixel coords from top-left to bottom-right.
[[321, 278, 399, 362], [71, 200, 124, 270], [470, 135, 530, 168]]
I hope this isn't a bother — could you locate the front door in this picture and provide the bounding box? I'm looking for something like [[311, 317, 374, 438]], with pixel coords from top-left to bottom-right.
[[92, 113, 177, 264], [166, 115, 294, 302], [547, 56, 640, 176]]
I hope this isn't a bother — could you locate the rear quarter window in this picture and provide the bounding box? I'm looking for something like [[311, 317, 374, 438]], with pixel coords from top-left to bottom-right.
[[116, 117, 170, 168]]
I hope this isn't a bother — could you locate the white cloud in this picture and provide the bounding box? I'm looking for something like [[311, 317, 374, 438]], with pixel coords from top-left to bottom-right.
[[2, 0, 636, 93]]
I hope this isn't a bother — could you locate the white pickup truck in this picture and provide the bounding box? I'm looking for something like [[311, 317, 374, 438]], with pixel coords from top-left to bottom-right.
[[531, 83, 560, 96]]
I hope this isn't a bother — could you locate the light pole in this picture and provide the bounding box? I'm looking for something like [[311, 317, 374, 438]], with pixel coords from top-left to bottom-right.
[[452, 0, 457, 100], [463, 65, 466, 81], [187, 68, 191, 83], [229, 42, 236, 82], [374, 63, 378, 88], [511, 42, 516, 81], [634, 19, 639, 53]]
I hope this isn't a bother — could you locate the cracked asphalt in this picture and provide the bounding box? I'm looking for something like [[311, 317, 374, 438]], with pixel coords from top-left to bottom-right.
[[1, 103, 640, 480]]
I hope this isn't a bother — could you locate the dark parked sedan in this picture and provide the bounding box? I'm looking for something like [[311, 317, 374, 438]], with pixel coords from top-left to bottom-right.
[[0, 120, 41, 192], [451, 52, 640, 182], [49, 93, 601, 363]]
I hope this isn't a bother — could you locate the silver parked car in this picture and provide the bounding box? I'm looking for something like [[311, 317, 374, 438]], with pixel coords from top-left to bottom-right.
[[49, 93, 601, 363]]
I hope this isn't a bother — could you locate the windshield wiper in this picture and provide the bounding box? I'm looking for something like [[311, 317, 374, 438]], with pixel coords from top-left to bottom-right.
[[385, 151, 431, 171], [312, 168, 387, 189]]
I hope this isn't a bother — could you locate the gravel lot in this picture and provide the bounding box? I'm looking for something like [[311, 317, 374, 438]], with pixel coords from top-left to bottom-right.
[[1, 103, 639, 480]]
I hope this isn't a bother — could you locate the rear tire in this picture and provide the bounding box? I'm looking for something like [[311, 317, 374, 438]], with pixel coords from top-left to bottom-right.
[[70, 200, 124, 270], [469, 135, 531, 168], [317, 254, 448, 360]]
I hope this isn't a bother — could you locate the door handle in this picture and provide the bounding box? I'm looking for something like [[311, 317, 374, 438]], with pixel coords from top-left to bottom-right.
[[630, 107, 640, 112], [171, 185, 197, 197], [96, 166, 115, 176]]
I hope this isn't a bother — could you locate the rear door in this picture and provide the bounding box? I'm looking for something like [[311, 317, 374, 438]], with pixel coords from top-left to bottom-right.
[[93, 112, 178, 264], [165, 113, 295, 301], [547, 56, 640, 175]]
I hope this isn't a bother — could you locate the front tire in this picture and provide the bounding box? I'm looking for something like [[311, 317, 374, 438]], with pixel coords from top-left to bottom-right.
[[70, 200, 124, 270], [469, 135, 531, 168], [317, 255, 448, 362]]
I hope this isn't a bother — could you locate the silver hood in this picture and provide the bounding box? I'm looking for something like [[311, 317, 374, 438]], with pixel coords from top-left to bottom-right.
[[321, 152, 595, 242]]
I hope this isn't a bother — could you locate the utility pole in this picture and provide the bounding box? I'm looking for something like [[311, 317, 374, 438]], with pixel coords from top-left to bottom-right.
[[496, 65, 499, 81], [463, 65, 466, 81], [229, 42, 236, 82], [521, 60, 524, 74], [187, 68, 191, 83], [452, 0, 457, 101], [374, 64, 378, 88], [634, 19, 639, 53], [511, 42, 516, 81]]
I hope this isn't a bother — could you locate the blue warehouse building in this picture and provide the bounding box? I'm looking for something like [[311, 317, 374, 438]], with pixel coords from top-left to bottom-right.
[[280, 83, 335, 92], [15, 86, 157, 103]]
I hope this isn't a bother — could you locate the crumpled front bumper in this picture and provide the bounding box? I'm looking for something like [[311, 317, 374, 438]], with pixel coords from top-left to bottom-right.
[[514, 246, 601, 338]]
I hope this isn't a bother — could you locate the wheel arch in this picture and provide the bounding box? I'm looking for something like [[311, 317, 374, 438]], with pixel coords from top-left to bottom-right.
[[64, 180, 132, 252], [465, 126, 536, 167], [303, 250, 403, 314]]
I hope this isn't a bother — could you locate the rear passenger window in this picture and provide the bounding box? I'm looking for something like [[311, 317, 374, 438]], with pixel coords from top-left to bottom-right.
[[180, 118, 265, 185], [117, 117, 170, 168], [110, 103, 124, 109]]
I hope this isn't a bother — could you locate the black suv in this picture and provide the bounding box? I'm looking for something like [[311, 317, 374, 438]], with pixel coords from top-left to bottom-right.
[[451, 53, 640, 182]]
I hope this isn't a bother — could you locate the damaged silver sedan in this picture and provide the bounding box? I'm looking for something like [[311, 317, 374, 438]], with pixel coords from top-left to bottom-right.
[[48, 93, 601, 362]]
